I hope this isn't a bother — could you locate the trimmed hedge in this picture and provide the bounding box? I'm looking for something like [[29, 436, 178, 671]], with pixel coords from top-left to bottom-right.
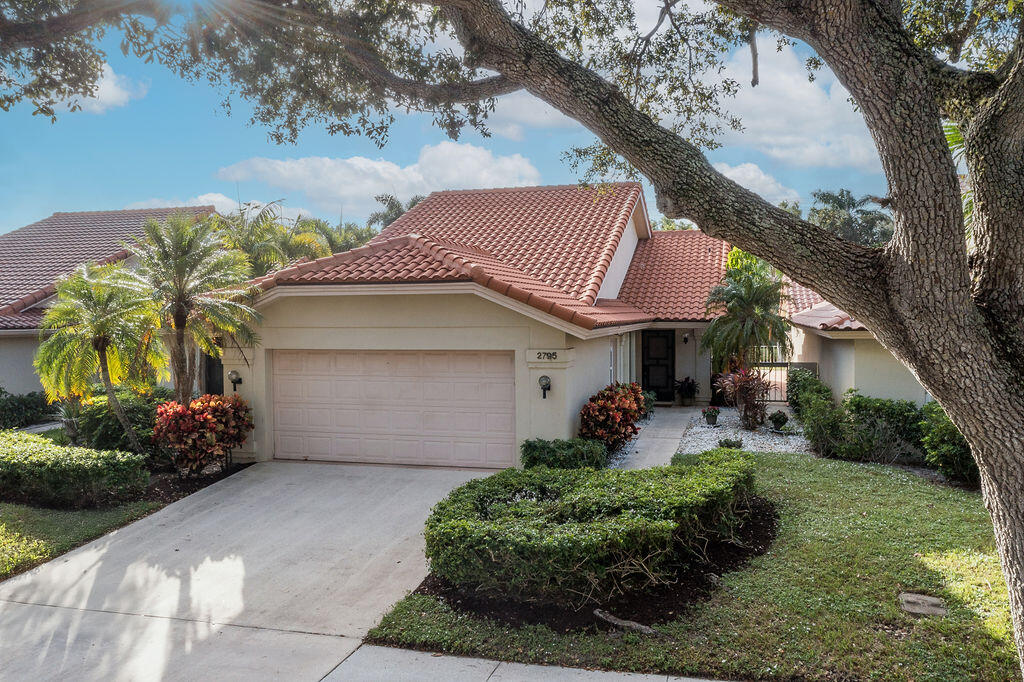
[[919, 402, 978, 486], [0, 388, 53, 429], [0, 431, 148, 508], [520, 438, 608, 469], [425, 449, 755, 605]]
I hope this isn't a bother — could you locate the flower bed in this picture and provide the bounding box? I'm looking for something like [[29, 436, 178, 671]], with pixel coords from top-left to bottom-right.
[[424, 449, 755, 606]]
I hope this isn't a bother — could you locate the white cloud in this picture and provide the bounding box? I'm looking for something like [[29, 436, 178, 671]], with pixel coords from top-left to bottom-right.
[[488, 91, 581, 140], [73, 64, 148, 114], [713, 162, 800, 204], [125, 194, 312, 221], [216, 141, 542, 213], [720, 45, 879, 171]]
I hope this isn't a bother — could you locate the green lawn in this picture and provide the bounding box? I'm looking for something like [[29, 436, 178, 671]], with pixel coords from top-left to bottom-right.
[[369, 452, 1020, 681], [0, 501, 163, 580]]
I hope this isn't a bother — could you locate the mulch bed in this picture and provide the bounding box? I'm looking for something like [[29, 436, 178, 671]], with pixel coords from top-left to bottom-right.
[[145, 462, 252, 503], [412, 496, 778, 633]]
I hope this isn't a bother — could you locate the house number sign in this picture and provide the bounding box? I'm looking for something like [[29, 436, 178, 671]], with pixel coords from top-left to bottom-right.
[[535, 351, 559, 361]]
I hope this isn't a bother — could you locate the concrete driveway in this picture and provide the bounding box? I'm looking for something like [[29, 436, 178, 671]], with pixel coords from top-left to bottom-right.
[[0, 461, 481, 681]]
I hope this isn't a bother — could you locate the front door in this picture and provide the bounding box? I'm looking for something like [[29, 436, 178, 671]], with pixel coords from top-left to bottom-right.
[[642, 330, 675, 402]]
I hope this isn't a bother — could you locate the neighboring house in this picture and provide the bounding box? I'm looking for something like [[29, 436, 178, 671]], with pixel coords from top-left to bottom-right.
[[0, 206, 215, 394], [788, 296, 931, 405], [223, 183, 729, 467]]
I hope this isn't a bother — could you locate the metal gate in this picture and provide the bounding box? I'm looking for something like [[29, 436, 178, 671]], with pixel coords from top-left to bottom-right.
[[750, 345, 789, 402]]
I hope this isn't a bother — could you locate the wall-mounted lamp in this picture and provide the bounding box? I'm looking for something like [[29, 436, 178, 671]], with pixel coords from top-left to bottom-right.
[[682, 333, 690, 345], [538, 375, 551, 399], [227, 370, 243, 393]]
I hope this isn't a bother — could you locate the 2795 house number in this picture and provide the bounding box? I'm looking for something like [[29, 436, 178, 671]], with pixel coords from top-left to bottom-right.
[[536, 351, 559, 360]]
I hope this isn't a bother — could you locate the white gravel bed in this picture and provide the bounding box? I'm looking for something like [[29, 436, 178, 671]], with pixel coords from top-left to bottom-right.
[[677, 407, 813, 454]]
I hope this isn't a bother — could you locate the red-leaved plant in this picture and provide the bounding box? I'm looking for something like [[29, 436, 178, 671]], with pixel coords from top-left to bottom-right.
[[153, 394, 254, 476], [578, 382, 645, 451]]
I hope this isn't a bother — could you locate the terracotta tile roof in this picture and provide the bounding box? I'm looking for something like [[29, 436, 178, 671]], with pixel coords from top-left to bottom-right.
[[255, 233, 652, 330], [617, 230, 730, 321], [375, 184, 644, 304], [0, 206, 215, 322], [785, 280, 825, 316], [791, 300, 867, 331]]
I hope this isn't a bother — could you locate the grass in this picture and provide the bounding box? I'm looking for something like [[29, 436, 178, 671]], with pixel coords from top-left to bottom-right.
[[0, 501, 163, 580], [369, 451, 1020, 681]]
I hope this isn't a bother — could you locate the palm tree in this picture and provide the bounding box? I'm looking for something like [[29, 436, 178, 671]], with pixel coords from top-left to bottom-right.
[[293, 218, 378, 254], [944, 121, 976, 246], [120, 213, 260, 405], [267, 220, 330, 264], [700, 268, 792, 372], [214, 201, 289, 277], [807, 189, 894, 246], [34, 264, 166, 452], [366, 193, 425, 229]]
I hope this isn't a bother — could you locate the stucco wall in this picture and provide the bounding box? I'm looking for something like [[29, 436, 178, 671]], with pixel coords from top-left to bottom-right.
[[818, 337, 856, 401], [222, 291, 620, 463], [596, 212, 641, 299], [0, 335, 42, 394], [853, 339, 931, 404], [789, 327, 822, 365]]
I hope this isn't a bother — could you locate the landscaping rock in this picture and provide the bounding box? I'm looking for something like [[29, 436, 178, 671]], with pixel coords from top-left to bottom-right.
[[676, 408, 813, 455], [898, 592, 948, 616]]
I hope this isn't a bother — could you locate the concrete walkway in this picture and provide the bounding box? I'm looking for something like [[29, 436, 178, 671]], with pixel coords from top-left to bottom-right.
[[323, 644, 716, 681], [617, 406, 695, 469]]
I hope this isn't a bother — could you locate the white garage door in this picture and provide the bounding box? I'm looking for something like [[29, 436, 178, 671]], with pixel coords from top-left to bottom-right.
[[272, 350, 516, 468]]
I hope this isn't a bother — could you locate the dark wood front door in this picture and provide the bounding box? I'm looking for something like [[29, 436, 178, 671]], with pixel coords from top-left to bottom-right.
[[642, 330, 676, 402]]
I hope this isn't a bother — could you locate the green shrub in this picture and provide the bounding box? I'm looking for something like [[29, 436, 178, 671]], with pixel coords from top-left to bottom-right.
[[0, 431, 149, 508], [0, 388, 53, 429], [718, 437, 743, 449], [800, 392, 846, 459], [425, 449, 755, 605], [787, 369, 831, 418], [79, 387, 174, 457], [768, 410, 789, 430], [639, 390, 658, 419], [520, 438, 608, 469], [919, 402, 978, 486], [839, 390, 924, 464]]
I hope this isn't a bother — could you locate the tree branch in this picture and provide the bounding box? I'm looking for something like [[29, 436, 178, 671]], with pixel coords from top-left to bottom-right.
[[0, 0, 169, 54], [437, 0, 885, 323]]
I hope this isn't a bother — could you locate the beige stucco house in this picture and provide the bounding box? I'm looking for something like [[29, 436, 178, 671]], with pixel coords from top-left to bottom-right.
[[223, 184, 727, 467], [788, 298, 931, 404]]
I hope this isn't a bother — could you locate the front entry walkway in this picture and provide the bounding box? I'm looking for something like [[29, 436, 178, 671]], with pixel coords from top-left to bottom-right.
[[616, 406, 696, 469], [0, 461, 481, 681]]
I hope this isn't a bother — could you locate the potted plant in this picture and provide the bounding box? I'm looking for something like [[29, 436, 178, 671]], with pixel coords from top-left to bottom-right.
[[702, 405, 720, 426], [769, 409, 789, 431], [674, 377, 699, 406]]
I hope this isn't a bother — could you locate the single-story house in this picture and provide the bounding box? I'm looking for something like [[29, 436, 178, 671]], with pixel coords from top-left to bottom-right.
[[0, 206, 216, 394], [788, 295, 931, 405], [223, 183, 728, 467]]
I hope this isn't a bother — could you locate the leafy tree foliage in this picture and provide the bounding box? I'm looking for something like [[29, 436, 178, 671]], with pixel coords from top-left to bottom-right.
[[34, 264, 166, 452], [117, 213, 259, 405], [367, 193, 425, 229], [807, 189, 895, 247], [700, 258, 792, 372]]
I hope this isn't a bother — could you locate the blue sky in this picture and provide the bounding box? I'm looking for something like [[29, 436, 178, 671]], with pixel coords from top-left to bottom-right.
[[0, 34, 887, 234]]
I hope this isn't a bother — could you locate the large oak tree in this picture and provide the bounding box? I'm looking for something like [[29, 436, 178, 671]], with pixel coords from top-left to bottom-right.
[[4, 0, 1024, 670]]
